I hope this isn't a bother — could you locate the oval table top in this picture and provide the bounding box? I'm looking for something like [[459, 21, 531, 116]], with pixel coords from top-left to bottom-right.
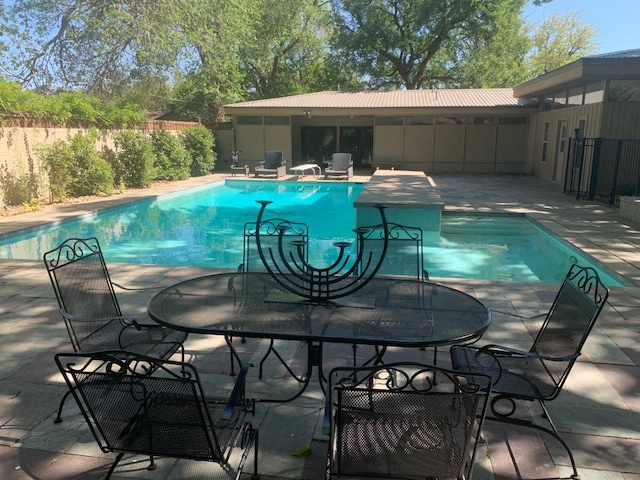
[[147, 272, 491, 348]]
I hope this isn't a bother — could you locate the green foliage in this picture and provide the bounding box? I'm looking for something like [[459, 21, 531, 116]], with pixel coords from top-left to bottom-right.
[[529, 11, 599, 75], [113, 130, 156, 188], [180, 125, 216, 177], [330, 0, 529, 89], [38, 130, 114, 200], [37, 140, 74, 202], [0, 78, 144, 126], [150, 130, 191, 181], [0, 163, 39, 207], [70, 130, 115, 196]]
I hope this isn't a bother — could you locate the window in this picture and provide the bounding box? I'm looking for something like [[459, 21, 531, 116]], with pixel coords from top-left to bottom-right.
[[498, 117, 527, 125], [264, 116, 290, 125], [405, 115, 434, 125], [541, 122, 550, 163], [567, 87, 584, 107], [237, 116, 262, 125], [584, 82, 605, 104], [435, 116, 464, 125], [577, 119, 587, 138], [468, 117, 495, 125], [608, 80, 640, 102], [554, 91, 568, 108], [375, 116, 404, 125]]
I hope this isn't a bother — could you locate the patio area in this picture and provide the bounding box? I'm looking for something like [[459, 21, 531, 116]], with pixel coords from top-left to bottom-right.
[[0, 173, 639, 480]]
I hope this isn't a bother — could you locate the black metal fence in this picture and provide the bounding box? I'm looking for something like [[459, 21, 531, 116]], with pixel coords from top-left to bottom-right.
[[565, 136, 640, 206]]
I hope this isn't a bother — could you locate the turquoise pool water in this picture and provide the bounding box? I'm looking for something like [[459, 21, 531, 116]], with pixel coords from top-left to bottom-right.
[[0, 180, 627, 286]]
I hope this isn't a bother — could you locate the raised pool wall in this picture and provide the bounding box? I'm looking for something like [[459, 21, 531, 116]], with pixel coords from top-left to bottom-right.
[[354, 170, 444, 231]]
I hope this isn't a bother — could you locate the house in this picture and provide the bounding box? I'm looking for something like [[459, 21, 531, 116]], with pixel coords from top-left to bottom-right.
[[224, 48, 640, 184]]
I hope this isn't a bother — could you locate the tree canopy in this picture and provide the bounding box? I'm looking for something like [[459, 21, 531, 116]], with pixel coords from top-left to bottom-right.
[[0, 0, 600, 121]]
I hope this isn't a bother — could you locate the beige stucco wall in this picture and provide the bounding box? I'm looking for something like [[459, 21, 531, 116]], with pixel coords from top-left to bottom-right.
[[0, 121, 231, 206]]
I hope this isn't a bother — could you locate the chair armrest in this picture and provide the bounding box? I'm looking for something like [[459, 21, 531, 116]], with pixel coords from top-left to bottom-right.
[[223, 363, 251, 420], [59, 309, 142, 330], [111, 281, 163, 292], [476, 344, 581, 362]]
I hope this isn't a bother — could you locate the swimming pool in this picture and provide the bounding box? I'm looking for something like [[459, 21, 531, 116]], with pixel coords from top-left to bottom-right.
[[0, 180, 627, 286]]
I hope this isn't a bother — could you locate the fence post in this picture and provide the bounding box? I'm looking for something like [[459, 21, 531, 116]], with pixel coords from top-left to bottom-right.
[[586, 139, 601, 200], [609, 140, 623, 205]]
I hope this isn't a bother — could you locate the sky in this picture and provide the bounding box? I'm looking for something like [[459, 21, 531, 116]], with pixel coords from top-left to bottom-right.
[[524, 0, 640, 54]]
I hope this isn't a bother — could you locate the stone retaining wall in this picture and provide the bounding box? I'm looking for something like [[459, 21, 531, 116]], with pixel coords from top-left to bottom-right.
[[619, 196, 640, 223]]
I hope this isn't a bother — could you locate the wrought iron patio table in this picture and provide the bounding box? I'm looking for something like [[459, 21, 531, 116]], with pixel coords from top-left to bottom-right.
[[147, 272, 491, 402]]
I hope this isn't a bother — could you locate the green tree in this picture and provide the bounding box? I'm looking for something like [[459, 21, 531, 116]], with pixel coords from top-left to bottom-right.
[[329, 0, 530, 90], [528, 11, 599, 75], [455, 1, 532, 87]]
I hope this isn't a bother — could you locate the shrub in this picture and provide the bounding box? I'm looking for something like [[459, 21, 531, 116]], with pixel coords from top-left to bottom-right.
[[68, 130, 114, 196], [180, 124, 216, 176], [39, 129, 113, 200], [150, 130, 191, 181], [38, 140, 74, 202], [114, 130, 155, 188]]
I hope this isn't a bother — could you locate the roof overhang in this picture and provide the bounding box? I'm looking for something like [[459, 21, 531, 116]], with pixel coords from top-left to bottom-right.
[[514, 55, 640, 98]]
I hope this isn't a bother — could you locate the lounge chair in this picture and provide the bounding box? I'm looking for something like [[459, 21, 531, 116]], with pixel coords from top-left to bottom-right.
[[324, 153, 353, 179], [254, 151, 286, 178]]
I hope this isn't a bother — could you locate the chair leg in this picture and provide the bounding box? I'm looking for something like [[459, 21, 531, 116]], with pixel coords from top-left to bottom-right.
[[488, 397, 580, 480], [54, 389, 73, 423]]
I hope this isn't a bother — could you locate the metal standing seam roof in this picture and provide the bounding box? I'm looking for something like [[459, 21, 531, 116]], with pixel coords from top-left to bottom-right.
[[224, 89, 537, 110]]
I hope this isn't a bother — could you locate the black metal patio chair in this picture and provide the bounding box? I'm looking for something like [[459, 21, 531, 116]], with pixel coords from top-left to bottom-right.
[[232, 218, 309, 379], [450, 263, 610, 479], [55, 350, 258, 480], [44, 237, 188, 422], [351, 222, 430, 366], [324, 362, 492, 480]]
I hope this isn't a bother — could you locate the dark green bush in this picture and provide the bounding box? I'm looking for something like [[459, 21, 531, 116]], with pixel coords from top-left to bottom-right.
[[180, 124, 216, 176], [37, 140, 74, 202], [150, 130, 191, 181], [114, 130, 155, 188], [69, 131, 114, 196], [38, 129, 113, 200]]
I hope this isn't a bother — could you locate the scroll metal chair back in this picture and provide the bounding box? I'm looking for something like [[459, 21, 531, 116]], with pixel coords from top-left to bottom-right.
[[55, 351, 258, 480], [254, 200, 390, 303], [43, 237, 188, 422], [356, 222, 428, 280], [239, 218, 309, 274], [231, 218, 309, 380], [451, 263, 609, 479], [324, 362, 492, 480]]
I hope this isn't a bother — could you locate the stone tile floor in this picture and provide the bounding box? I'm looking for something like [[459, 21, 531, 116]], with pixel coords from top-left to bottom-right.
[[0, 173, 638, 479]]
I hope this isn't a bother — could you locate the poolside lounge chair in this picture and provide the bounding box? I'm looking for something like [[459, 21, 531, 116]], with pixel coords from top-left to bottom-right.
[[451, 263, 610, 479], [324, 153, 353, 179], [255, 151, 286, 178]]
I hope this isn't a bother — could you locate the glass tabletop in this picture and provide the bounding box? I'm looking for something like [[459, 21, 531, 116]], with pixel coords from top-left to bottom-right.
[[147, 272, 491, 347]]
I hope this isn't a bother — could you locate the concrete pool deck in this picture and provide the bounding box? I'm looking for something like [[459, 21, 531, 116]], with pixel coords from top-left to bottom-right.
[[0, 172, 639, 479]]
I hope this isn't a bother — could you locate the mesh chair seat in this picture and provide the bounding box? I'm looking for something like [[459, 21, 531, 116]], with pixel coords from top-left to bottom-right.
[[56, 351, 258, 479], [450, 346, 559, 400]]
